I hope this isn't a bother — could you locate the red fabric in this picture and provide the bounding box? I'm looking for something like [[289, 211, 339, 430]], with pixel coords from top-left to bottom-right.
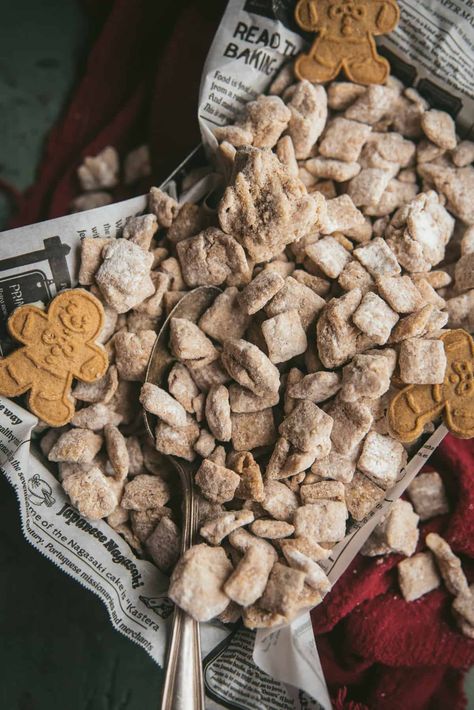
[[4, 2, 474, 707], [312, 435, 474, 709]]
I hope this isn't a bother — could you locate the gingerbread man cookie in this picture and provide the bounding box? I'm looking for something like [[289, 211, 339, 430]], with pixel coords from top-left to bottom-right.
[[0, 289, 108, 426], [294, 0, 400, 85], [389, 330, 474, 443]]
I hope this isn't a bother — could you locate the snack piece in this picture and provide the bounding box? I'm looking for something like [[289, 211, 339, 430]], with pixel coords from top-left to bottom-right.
[[398, 552, 441, 602], [288, 371, 341, 404], [71, 403, 122, 431], [230, 451, 265, 502], [205, 385, 232, 442], [115, 330, 157, 382], [198, 288, 250, 342], [78, 146, 119, 190], [62, 467, 119, 520], [265, 276, 325, 329], [316, 289, 362, 368], [149, 188, 180, 227], [340, 353, 392, 402], [362, 499, 419, 557], [452, 589, 474, 639], [121, 474, 171, 511], [0, 290, 108, 426], [123, 214, 158, 251], [294, 4, 398, 84], [305, 157, 360, 182], [286, 81, 328, 158], [221, 339, 280, 396], [199, 510, 254, 545], [140, 383, 187, 427], [176, 227, 248, 287], [354, 238, 401, 278], [250, 519, 295, 539], [224, 545, 275, 606], [407, 471, 449, 520], [358, 431, 406, 489], [425, 532, 469, 597], [146, 517, 181, 572], [294, 501, 348, 542], [311, 451, 355, 484], [155, 416, 200, 461], [195, 459, 241, 504], [73, 365, 119, 404], [260, 562, 305, 615], [104, 424, 129, 479], [279, 400, 333, 455], [300, 481, 345, 504], [319, 117, 372, 162], [167, 363, 199, 413], [218, 147, 317, 262], [329, 398, 373, 455], [95, 240, 154, 313], [239, 271, 285, 315], [345, 472, 385, 521], [168, 544, 233, 622], [420, 110, 457, 150], [399, 338, 447, 385], [262, 310, 307, 363], [306, 236, 351, 279], [231, 409, 276, 451], [262, 480, 299, 522], [49, 429, 103, 464], [376, 275, 424, 313]]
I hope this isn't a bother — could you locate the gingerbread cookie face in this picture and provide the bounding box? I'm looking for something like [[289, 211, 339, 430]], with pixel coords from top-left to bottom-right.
[[0, 289, 108, 426], [295, 0, 400, 85], [388, 330, 474, 442]]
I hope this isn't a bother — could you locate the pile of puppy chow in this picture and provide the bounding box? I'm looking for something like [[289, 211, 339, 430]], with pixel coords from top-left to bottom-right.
[[40, 66, 474, 632]]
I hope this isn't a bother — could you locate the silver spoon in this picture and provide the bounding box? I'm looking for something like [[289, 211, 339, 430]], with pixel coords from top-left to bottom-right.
[[143, 286, 220, 710]]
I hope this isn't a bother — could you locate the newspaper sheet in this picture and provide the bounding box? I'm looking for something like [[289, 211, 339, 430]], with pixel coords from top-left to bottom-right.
[[1, 0, 472, 706]]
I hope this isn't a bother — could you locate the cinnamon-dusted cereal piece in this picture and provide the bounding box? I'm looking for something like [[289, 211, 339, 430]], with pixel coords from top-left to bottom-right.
[[239, 271, 285, 315], [205, 385, 232, 442], [115, 330, 157, 381], [262, 310, 307, 363], [121, 474, 171, 511], [195, 459, 240, 504], [279, 400, 333, 456], [455, 253, 474, 293], [452, 591, 474, 639], [305, 157, 361, 182], [452, 140, 474, 167], [169, 318, 218, 368], [176, 227, 248, 287], [219, 148, 318, 262], [140, 383, 187, 427], [95, 240, 154, 313], [224, 545, 275, 607], [320, 195, 365, 235], [104, 424, 129, 479], [62, 467, 119, 520], [389, 304, 434, 343], [340, 353, 392, 403], [354, 238, 401, 278], [283, 367, 303, 415], [399, 338, 447, 385], [365, 179, 419, 218], [286, 81, 327, 158], [155, 415, 200, 461], [283, 548, 331, 595], [168, 544, 233, 622], [231, 409, 276, 451], [198, 288, 250, 343], [446, 291, 474, 331], [311, 451, 355, 484], [362, 499, 419, 557], [345, 471, 385, 521], [319, 117, 372, 162], [167, 363, 199, 413], [71, 403, 122, 430], [276, 135, 298, 176], [420, 110, 457, 150], [407, 472, 449, 521], [344, 85, 399, 125], [146, 517, 181, 572], [376, 275, 424, 313], [338, 260, 374, 294], [78, 146, 119, 190], [228, 451, 265, 502], [262, 480, 299, 522], [216, 95, 290, 149], [294, 501, 347, 542], [327, 82, 365, 110], [280, 537, 330, 564], [123, 214, 158, 251], [398, 552, 441, 602], [194, 430, 216, 458], [199, 510, 254, 546], [250, 519, 295, 539], [266, 436, 316, 479], [221, 339, 280, 396], [166, 203, 210, 244], [292, 269, 330, 297], [348, 168, 392, 208], [306, 236, 351, 279], [148, 187, 180, 227], [265, 276, 325, 329], [352, 292, 399, 345], [300, 481, 345, 504], [73, 365, 119, 404], [242, 605, 287, 629], [229, 384, 279, 414], [130, 507, 172, 542], [316, 288, 362, 368], [329, 398, 373, 455], [260, 562, 306, 615], [358, 431, 406, 489], [79, 237, 113, 285], [49, 429, 103, 464], [288, 371, 341, 404], [189, 359, 230, 393], [425, 532, 469, 597]]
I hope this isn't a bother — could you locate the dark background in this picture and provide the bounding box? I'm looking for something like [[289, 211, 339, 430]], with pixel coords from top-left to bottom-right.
[[0, 1, 473, 708]]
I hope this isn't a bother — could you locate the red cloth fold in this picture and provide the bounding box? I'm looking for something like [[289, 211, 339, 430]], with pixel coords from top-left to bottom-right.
[[3, 2, 473, 707]]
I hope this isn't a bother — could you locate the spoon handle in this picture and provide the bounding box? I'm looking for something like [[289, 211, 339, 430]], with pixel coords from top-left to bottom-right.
[[161, 461, 205, 710]]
